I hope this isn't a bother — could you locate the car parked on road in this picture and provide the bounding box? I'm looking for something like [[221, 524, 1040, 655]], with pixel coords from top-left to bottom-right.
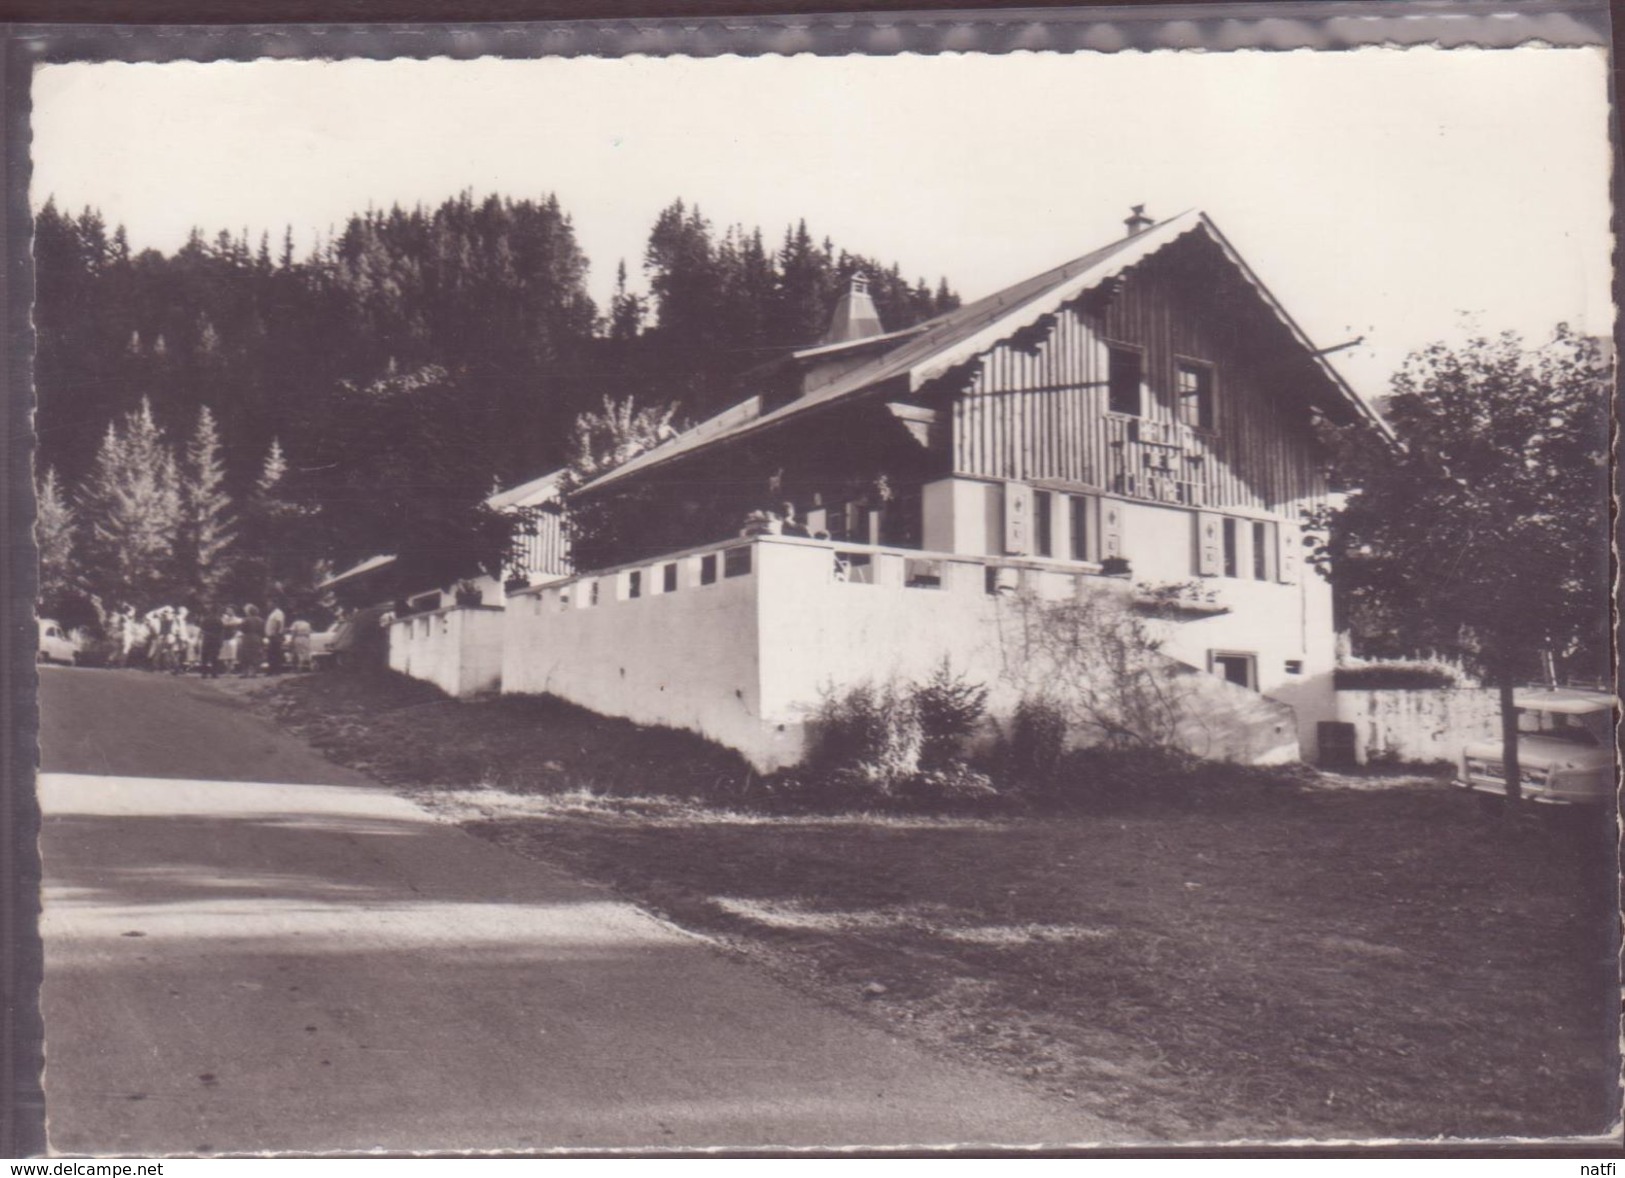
[[308, 622, 344, 670], [1457, 687, 1616, 807], [38, 619, 77, 665]]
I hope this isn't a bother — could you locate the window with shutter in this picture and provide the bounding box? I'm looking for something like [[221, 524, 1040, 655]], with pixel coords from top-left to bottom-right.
[[1033, 491, 1053, 558], [1068, 494, 1093, 562]]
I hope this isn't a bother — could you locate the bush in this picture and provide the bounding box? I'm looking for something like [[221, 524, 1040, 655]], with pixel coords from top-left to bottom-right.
[[995, 696, 1069, 788], [805, 679, 924, 798], [913, 658, 990, 769], [800, 668, 998, 809], [904, 762, 1000, 805]]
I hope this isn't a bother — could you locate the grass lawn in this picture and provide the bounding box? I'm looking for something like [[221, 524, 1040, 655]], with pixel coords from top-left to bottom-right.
[[241, 669, 1621, 1144]]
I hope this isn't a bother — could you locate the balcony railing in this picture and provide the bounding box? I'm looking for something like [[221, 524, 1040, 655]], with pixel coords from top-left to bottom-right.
[[507, 532, 1125, 612]]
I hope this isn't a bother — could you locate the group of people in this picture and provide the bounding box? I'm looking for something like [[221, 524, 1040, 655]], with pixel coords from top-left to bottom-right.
[[110, 602, 317, 678]]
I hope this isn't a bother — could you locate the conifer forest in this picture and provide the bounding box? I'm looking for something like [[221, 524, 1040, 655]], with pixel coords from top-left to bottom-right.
[[33, 193, 959, 626]]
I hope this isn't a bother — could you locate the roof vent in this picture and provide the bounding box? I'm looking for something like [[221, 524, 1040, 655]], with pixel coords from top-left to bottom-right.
[[1124, 204, 1154, 237], [822, 272, 885, 345]]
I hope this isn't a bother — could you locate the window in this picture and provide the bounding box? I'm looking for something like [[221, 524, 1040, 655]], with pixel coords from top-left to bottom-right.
[[662, 562, 678, 593], [1033, 491, 1053, 558], [905, 558, 942, 589], [1108, 346, 1142, 416], [1222, 518, 1238, 578], [1069, 495, 1092, 562], [723, 546, 752, 578], [1211, 652, 1257, 691], [1252, 522, 1268, 580], [1177, 360, 1215, 430], [1284, 660, 1304, 675], [835, 552, 875, 584], [627, 569, 642, 599], [700, 554, 718, 585], [588, 580, 600, 606]]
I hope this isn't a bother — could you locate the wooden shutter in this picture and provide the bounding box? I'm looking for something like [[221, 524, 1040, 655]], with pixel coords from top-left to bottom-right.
[[1196, 512, 1224, 577], [1003, 482, 1033, 555], [1278, 522, 1301, 584], [1100, 499, 1125, 560]]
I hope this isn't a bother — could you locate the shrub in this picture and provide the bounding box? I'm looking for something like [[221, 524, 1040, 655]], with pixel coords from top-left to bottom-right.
[[995, 695, 1069, 788], [800, 670, 1001, 809], [904, 761, 1000, 805], [912, 658, 990, 769], [805, 679, 924, 798], [995, 584, 1192, 750]]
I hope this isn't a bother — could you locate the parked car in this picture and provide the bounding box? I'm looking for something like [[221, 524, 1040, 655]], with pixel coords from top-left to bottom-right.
[[37, 619, 77, 665], [308, 623, 344, 670], [1457, 687, 1616, 806]]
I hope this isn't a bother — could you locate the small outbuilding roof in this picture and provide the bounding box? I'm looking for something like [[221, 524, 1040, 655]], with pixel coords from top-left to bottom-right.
[[318, 553, 397, 591], [486, 468, 567, 511], [580, 210, 1390, 495]]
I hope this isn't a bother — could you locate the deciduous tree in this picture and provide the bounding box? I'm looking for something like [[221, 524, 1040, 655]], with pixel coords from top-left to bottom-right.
[[1316, 327, 1611, 809]]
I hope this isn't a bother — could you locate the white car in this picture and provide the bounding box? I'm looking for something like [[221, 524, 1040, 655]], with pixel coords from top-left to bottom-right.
[[1457, 687, 1616, 806], [37, 619, 77, 665]]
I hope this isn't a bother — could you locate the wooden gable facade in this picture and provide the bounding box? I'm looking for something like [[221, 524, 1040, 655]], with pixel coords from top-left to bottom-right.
[[934, 229, 1330, 521], [572, 213, 1369, 577]]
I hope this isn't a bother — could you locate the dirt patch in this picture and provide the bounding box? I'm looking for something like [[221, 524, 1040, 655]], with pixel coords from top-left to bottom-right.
[[239, 670, 1622, 1144]]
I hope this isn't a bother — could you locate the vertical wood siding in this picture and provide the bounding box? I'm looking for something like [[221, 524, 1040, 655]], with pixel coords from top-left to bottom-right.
[[950, 240, 1330, 518], [515, 505, 572, 580]]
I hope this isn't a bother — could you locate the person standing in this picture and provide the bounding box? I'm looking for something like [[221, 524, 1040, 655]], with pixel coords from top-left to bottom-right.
[[197, 606, 225, 679], [265, 602, 287, 674], [220, 605, 242, 674], [237, 604, 265, 677], [290, 616, 313, 672]]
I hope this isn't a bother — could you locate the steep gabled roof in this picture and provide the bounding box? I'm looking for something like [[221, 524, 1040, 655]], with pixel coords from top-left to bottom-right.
[[581, 211, 1388, 494], [485, 468, 566, 511]]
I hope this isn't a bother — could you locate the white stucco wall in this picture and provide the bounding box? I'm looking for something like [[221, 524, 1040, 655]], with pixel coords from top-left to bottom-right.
[[388, 606, 505, 698], [501, 546, 793, 767], [501, 535, 1303, 771], [918, 480, 1337, 758], [1336, 687, 1500, 765]]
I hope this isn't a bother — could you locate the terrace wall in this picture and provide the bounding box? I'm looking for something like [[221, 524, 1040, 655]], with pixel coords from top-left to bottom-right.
[[1335, 687, 1501, 766], [501, 535, 1307, 771], [388, 605, 506, 698]]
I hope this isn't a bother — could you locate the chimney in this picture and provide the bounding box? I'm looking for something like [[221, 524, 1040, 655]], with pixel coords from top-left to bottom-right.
[[822, 272, 885, 345], [1124, 204, 1154, 237]]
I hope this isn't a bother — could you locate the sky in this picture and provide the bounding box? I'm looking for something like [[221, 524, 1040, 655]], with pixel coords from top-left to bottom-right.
[[30, 47, 1613, 401]]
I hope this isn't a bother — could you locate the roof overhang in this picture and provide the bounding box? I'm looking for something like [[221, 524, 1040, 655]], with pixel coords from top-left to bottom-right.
[[319, 553, 397, 590], [578, 210, 1392, 495]]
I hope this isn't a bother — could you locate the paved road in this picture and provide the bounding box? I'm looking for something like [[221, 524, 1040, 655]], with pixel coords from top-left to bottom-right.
[[38, 668, 1101, 1154]]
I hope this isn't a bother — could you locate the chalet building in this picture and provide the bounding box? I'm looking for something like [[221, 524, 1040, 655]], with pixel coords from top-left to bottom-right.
[[427, 209, 1386, 769]]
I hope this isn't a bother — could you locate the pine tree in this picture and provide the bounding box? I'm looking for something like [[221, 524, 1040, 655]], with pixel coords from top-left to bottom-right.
[[177, 405, 235, 602], [76, 399, 182, 608], [258, 437, 288, 497], [36, 466, 76, 605], [606, 259, 645, 341]]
